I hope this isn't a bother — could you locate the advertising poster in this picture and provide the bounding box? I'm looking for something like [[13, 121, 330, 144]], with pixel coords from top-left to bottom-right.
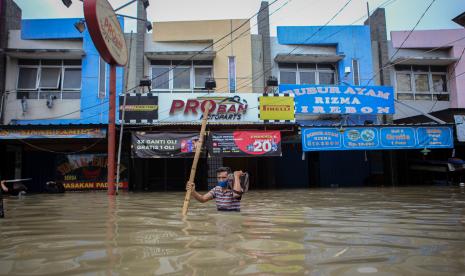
[[280, 84, 394, 115], [158, 93, 259, 123], [132, 132, 206, 158], [119, 93, 158, 124], [208, 131, 281, 157], [56, 154, 128, 191], [259, 96, 295, 121], [302, 126, 453, 151]]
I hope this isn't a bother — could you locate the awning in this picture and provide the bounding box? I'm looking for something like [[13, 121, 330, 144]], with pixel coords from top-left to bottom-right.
[[392, 56, 458, 66], [145, 51, 216, 60], [274, 53, 345, 63], [5, 48, 85, 59]]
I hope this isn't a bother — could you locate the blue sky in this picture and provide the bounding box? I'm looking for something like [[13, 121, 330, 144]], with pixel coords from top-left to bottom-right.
[[13, 0, 465, 37]]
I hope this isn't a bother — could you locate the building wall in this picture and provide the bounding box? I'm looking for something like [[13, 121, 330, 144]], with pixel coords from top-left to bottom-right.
[[3, 18, 124, 125], [151, 19, 253, 92], [391, 29, 465, 109], [276, 25, 374, 86], [0, 0, 21, 123], [388, 41, 453, 120]]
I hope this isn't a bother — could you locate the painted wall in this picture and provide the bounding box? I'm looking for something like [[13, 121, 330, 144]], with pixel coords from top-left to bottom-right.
[[273, 25, 377, 125], [151, 19, 253, 92], [3, 18, 124, 125], [391, 29, 465, 109], [276, 25, 374, 86]]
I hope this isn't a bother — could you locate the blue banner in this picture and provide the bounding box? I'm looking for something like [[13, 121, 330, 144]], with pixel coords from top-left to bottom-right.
[[302, 126, 453, 151], [280, 84, 394, 115]]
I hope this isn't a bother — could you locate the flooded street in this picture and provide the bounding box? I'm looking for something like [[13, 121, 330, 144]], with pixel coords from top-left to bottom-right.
[[1, 187, 465, 275]]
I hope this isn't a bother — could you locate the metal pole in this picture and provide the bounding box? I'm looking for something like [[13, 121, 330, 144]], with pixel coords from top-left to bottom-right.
[[116, 31, 134, 194], [108, 64, 117, 195]]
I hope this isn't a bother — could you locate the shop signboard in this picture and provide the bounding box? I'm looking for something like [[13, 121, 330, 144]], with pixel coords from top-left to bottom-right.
[[0, 128, 107, 139], [132, 132, 206, 158], [56, 154, 128, 191], [302, 126, 453, 151], [84, 0, 128, 66], [454, 115, 465, 142], [279, 84, 394, 115], [158, 93, 259, 123], [208, 131, 281, 157], [119, 93, 158, 124], [259, 95, 295, 121]]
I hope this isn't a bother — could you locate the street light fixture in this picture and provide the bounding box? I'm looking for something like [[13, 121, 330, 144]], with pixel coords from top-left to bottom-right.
[[142, 0, 150, 9], [145, 21, 152, 31], [61, 0, 72, 8], [205, 78, 217, 90], [74, 20, 86, 33]]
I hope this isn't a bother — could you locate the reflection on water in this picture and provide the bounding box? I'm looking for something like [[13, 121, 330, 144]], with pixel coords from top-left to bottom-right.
[[1, 187, 465, 275]]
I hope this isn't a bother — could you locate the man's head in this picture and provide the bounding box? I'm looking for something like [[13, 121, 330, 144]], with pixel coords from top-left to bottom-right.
[[216, 167, 231, 185]]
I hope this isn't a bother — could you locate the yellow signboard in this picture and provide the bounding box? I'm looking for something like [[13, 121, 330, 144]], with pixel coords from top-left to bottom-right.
[[259, 96, 295, 121]]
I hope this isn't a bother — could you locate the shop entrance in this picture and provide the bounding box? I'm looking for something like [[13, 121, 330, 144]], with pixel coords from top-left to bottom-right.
[[131, 158, 208, 191]]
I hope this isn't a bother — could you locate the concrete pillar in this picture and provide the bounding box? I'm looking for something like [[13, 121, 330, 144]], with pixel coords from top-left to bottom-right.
[[257, 1, 272, 89]]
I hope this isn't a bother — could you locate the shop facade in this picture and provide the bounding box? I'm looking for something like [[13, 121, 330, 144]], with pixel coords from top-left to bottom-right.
[[0, 17, 126, 191]]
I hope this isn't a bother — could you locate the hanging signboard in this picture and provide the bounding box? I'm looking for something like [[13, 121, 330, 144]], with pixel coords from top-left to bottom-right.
[[0, 128, 106, 139], [454, 115, 465, 142], [302, 126, 453, 151], [84, 0, 128, 66], [208, 131, 281, 157], [158, 93, 259, 123], [119, 93, 158, 124], [279, 84, 394, 115], [259, 95, 295, 121], [132, 132, 206, 158], [56, 154, 128, 191]]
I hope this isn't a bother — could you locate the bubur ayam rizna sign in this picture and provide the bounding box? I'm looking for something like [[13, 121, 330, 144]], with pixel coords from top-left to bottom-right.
[[279, 84, 394, 115]]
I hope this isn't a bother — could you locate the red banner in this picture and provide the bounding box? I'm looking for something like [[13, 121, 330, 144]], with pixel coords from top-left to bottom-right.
[[208, 131, 281, 157]]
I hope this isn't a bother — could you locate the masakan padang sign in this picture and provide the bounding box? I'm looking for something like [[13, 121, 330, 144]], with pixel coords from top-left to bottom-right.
[[280, 84, 394, 115]]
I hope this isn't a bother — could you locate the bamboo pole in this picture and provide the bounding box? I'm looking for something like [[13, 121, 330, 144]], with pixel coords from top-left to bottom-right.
[[182, 103, 211, 216]]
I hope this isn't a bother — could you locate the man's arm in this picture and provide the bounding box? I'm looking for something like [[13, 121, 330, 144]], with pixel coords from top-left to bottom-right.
[[186, 182, 213, 203], [0, 181, 8, 192], [232, 171, 243, 198]]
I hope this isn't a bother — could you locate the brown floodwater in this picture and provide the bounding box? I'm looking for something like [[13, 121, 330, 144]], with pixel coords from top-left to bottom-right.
[[1, 187, 465, 275]]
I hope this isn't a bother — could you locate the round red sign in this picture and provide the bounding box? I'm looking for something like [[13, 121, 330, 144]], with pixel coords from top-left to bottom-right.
[[84, 0, 128, 66]]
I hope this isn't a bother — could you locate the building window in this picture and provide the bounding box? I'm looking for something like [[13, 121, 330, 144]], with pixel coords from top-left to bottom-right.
[[394, 65, 449, 101], [16, 59, 82, 100], [352, 59, 360, 85], [150, 60, 213, 93], [173, 67, 190, 90], [194, 67, 212, 89], [278, 63, 337, 85]]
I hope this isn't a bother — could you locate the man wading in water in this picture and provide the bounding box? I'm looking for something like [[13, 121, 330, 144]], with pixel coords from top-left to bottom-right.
[[186, 167, 244, 212]]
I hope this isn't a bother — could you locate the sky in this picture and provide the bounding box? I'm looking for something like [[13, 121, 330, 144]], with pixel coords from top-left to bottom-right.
[[13, 0, 465, 37]]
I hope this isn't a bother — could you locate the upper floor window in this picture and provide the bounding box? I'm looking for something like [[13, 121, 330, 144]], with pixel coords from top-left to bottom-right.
[[17, 59, 82, 100], [395, 65, 449, 101], [150, 60, 213, 93], [278, 63, 337, 85]]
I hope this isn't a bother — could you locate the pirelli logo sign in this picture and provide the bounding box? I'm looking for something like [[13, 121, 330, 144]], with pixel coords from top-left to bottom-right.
[[259, 94, 295, 122], [119, 93, 158, 124]]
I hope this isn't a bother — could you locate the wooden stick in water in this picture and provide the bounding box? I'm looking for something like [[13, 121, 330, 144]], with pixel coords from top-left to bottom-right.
[[182, 103, 210, 216]]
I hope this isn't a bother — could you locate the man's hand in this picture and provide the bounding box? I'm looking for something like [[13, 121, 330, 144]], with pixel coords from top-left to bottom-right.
[[234, 170, 244, 178], [186, 181, 195, 191]]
